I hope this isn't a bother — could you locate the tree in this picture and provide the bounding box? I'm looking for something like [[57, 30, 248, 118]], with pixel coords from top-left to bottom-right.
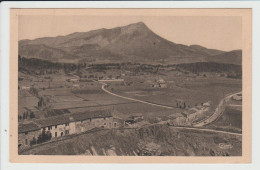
[[30, 112, 35, 119], [18, 55, 22, 62], [37, 130, 52, 144], [30, 137, 37, 146]]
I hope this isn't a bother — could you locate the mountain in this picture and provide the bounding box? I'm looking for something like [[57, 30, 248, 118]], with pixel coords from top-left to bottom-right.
[[206, 50, 242, 65], [19, 22, 240, 65], [189, 45, 224, 56]]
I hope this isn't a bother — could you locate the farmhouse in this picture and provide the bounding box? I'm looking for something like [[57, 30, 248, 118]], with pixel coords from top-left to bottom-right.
[[35, 115, 74, 138], [66, 78, 79, 82], [203, 101, 211, 107], [130, 113, 144, 121], [159, 83, 167, 88], [125, 113, 144, 124], [18, 110, 123, 150], [151, 79, 167, 88], [18, 122, 41, 150], [73, 110, 114, 133], [233, 93, 242, 101], [20, 86, 30, 90]]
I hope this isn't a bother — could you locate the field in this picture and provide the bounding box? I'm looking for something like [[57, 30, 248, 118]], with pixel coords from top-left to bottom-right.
[[18, 60, 243, 156], [18, 69, 242, 124], [18, 90, 39, 116]]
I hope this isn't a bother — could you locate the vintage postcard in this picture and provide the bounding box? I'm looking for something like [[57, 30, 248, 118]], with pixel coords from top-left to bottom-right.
[[9, 8, 252, 163]]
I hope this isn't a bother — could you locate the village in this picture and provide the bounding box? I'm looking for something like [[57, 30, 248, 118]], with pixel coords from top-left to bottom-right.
[[18, 62, 242, 152]]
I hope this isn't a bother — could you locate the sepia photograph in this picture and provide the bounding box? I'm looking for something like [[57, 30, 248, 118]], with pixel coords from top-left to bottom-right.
[[7, 8, 252, 163]]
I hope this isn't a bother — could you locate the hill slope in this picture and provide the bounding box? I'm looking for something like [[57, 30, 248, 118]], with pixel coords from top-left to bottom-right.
[[206, 50, 242, 65]]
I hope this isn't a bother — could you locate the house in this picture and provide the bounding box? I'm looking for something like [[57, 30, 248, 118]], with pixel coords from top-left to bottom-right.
[[66, 78, 79, 82], [159, 83, 167, 88], [18, 110, 123, 150], [203, 101, 211, 107], [130, 113, 144, 121], [111, 110, 128, 127], [72, 84, 80, 88], [35, 115, 74, 138], [98, 79, 124, 82], [232, 93, 242, 101], [72, 110, 114, 133], [158, 79, 165, 83], [151, 79, 167, 88], [125, 113, 144, 124], [18, 122, 41, 149], [172, 116, 187, 126], [176, 99, 186, 108], [21, 86, 30, 90]]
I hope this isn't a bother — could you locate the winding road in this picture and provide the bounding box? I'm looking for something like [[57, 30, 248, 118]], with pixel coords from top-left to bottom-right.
[[100, 82, 242, 136], [170, 126, 241, 136], [100, 83, 174, 109], [193, 92, 241, 127]]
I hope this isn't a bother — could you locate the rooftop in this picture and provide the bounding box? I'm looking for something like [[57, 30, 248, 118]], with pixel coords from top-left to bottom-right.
[[131, 113, 143, 117], [72, 110, 112, 122], [18, 122, 40, 133], [35, 115, 71, 127], [19, 110, 113, 132]]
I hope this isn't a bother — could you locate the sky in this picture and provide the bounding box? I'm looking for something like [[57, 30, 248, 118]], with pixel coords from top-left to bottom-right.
[[18, 15, 242, 51]]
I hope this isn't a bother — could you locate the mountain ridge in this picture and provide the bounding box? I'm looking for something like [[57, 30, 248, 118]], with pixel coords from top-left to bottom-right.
[[19, 22, 241, 65]]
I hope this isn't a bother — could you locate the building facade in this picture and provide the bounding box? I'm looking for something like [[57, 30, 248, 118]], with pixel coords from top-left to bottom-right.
[[18, 110, 122, 150], [18, 122, 41, 150]]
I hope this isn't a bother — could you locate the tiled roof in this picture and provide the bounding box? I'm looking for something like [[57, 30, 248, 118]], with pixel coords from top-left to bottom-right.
[[111, 111, 129, 120], [35, 115, 71, 127], [72, 110, 112, 122], [18, 122, 40, 133], [131, 113, 143, 117], [20, 110, 113, 131]]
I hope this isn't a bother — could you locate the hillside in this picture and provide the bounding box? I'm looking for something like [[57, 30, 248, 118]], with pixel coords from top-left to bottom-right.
[[177, 62, 242, 74], [207, 50, 242, 65], [18, 57, 242, 77], [20, 125, 242, 156], [18, 22, 240, 65]]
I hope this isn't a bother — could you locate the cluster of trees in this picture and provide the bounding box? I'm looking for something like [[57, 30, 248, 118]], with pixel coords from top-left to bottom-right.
[[18, 111, 35, 121], [29, 87, 39, 98], [30, 130, 52, 146], [176, 62, 242, 78], [36, 130, 52, 144], [176, 101, 186, 109], [18, 55, 81, 75], [38, 97, 48, 108]]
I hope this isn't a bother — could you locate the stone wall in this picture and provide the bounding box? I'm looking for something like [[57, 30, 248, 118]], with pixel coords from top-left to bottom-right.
[[18, 130, 41, 150]]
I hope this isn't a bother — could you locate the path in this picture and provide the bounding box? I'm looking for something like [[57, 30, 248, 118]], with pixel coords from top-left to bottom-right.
[[100, 82, 241, 128], [100, 82, 174, 109], [193, 92, 241, 127], [170, 126, 241, 136]]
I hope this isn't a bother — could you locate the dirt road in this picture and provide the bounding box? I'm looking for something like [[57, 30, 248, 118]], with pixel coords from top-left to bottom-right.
[[100, 82, 174, 109], [193, 92, 241, 127]]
